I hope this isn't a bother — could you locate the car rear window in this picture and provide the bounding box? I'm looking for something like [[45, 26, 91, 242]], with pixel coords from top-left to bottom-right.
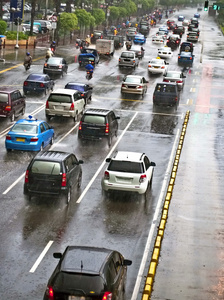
[[83, 115, 105, 125], [125, 77, 141, 83], [11, 124, 38, 134], [48, 94, 72, 103], [31, 161, 61, 175], [65, 85, 84, 92], [53, 273, 104, 296], [27, 74, 45, 81], [108, 161, 143, 173], [155, 84, 176, 93], [0, 93, 8, 103], [166, 72, 181, 78], [121, 52, 134, 58]]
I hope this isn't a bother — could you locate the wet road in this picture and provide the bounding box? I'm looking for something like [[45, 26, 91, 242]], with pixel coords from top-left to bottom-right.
[[0, 7, 224, 300]]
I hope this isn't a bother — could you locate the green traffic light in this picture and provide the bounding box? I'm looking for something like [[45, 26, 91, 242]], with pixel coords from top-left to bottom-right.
[[204, 7, 208, 11], [213, 4, 217, 9]]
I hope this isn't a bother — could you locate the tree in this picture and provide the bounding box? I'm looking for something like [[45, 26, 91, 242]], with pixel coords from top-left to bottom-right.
[[60, 12, 78, 33], [0, 20, 7, 35], [92, 8, 105, 26], [108, 6, 120, 24], [75, 9, 94, 37]]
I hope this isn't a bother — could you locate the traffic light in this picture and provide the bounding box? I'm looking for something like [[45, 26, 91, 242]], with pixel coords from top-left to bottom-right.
[[204, 0, 209, 11], [14, 17, 22, 26], [213, 4, 220, 10]]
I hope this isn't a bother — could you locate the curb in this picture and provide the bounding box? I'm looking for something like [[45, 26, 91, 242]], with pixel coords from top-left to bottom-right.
[[141, 110, 191, 300]]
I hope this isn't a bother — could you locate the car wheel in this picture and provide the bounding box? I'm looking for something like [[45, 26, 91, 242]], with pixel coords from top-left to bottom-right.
[[6, 148, 12, 152], [21, 107, 25, 115], [77, 171, 82, 188], [44, 88, 47, 95], [149, 172, 153, 188], [73, 113, 77, 122], [115, 129, 118, 137], [50, 135, 54, 145], [108, 134, 112, 147], [24, 90, 27, 95], [89, 95, 92, 102], [46, 114, 51, 121], [61, 71, 64, 78], [40, 143, 44, 151], [65, 187, 71, 204], [25, 194, 32, 201], [11, 112, 15, 122]]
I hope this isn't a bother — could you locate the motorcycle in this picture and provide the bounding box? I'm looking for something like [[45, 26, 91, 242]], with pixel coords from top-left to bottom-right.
[[24, 62, 31, 71], [126, 44, 131, 50], [50, 47, 55, 55], [86, 71, 93, 80]]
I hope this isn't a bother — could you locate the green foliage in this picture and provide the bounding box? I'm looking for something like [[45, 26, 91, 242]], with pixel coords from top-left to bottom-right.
[[60, 12, 78, 33], [0, 20, 7, 35], [119, 7, 128, 18], [109, 6, 120, 22], [75, 9, 91, 27], [119, 0, 137, 16], [92, 8, 105, 25], [6, 31, 28, 40]]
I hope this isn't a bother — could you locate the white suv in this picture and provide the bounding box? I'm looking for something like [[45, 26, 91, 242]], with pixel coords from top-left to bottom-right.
[[101, 151, 156, 195]]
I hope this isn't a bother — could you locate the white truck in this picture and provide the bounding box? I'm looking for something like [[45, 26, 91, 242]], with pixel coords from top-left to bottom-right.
[[96, 39, 115, 56]]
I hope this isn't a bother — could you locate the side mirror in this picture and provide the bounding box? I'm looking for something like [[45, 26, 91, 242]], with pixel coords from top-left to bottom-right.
[[106, 158, 111, 163], [53, 252, 62, 259], [151, 162, 156, 167], [78, 160, 84, 165], [123, 259, 132, 266]]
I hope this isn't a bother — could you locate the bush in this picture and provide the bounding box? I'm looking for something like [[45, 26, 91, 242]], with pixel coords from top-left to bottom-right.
[[5, 31, 28, 40], [0, 20, 7, 35]]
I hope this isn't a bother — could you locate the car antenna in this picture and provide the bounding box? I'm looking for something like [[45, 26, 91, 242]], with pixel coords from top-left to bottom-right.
[[81, 260, 83, 272]]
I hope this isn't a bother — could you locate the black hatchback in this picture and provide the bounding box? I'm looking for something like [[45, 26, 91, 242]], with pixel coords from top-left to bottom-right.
[[153, 83, 179, 108], [78, 108, 120, 146], [24, 151, 83, 204], [43, 246, 132, 300]]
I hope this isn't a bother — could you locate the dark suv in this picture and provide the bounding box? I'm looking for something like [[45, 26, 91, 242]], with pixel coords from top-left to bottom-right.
[[0, 88, 26, 121], [153, 83, 179, 108], [24, 151, 83, 204], [78, 108, 120, 146], [43, 246, 132, 300]]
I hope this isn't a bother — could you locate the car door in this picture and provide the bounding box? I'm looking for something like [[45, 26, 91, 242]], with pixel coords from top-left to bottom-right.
[[42, 121, 52, 145], [62, 59, 68, 73], [65, 154, 79, 188], [142, 77, 147, 93], [12, 90, 24, 116], [144, 155, 153, 183], [108, 112, 118, 137], [39, 122, 47, 147]]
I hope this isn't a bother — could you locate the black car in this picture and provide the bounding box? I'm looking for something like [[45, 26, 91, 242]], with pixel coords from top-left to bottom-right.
[[153, 83, 179, 108], [24, 151, 83, 204], [43, 246, 132, 300], [64, 82, 93, 104], [180, 41, 194, 53], [139, 25, 150, 36], [173, 25, 185, 37], [23, 73, 54, 95], [190, 18, 199, 28], [78, 108, 120, 146], [166, 34, 181, 50], [43, 57, 68, 77]]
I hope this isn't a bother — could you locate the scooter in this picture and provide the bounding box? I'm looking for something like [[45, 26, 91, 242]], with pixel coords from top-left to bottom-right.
[[51, 47, 55, 55], [24, 62, 31, 71], [126, 44, 131, 50], [86, 71, 93, 80]]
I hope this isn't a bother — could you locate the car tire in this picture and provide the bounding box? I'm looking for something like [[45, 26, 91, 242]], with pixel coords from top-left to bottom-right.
[[21, 107, 25, 115], [50, 135, 54, 145], [40, 143, 44, 151], [24, 90, 27, 95], [77, 171, 82, 188], [46, 114, 51, 121], [149, 172, 153, 188], [61, 71, 64, 78], [65, 187, 71, 204], [11, 112, 15, 122], [108, 134, 112, 147], [44, 88, 47, 95], [6, 148, 12, 152]]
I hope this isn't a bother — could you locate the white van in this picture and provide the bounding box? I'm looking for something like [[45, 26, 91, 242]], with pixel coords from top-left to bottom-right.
[[96, 39, 115, 56]]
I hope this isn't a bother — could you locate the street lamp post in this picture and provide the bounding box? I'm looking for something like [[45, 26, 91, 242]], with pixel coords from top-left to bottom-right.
[[15, 17, 20, 49]]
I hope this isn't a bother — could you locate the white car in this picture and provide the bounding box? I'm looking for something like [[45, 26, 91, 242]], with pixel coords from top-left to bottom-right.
[[182, 19, 190, 26], [157, 47, 173, 59], [148, 58, 169, 75], [121, 75, 148, 97], [152, 35, 164, 44], [101, 151, 156, 195]]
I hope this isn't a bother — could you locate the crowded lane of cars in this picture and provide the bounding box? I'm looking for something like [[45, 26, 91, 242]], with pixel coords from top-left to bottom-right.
[[0, 8, 204, 300]]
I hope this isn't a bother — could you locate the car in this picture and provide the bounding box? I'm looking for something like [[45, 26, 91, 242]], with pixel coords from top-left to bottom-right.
[[64, 82, 93, 105], [173, 25, 185, 37], [23, 73, 54, 95], [163, 70, 186, 90], [197, 7, 203, 11], [180, 41, 194, 53], [155, 30, 168, 40], [148, 57, 169, 75], [178, 15, 185, 21], [126, 27, 137, 40], [153, 82, 180, 108], [157, 46, 173, 59], [188, 25, 200, 35], [182, 19, 190, 26], [187, 31, 199, 42], [5, 115, 54, 152], [139, 24, 150, 36], [79, 48, 100, 65], [2, 13, 10, 22], [129, 44, 145, 59], [133, 33, 146, 44], [118, 51, 139, 68], [152, 35, 165, 44], [168, 22, 177, 30], [22, 23, 39, 34], [178, 51, 195, 66], [45, 88, 85, 122], [43, 57, 68, 77], [121, 75, 148, 97], [78, 108, 120, 146], [24, 150, 83, 203], [43, 246, 132, 300], [34, 20, 52, 32], [91, 30, 104, 43], [101, 151, 156, 195], [167, 19, 175, 27], [0, 87, 26, 122], [158, 26, 169, 35], [190, 17, 199, 28], [194, 13, 200, 18], [166, 34, 181, 49]]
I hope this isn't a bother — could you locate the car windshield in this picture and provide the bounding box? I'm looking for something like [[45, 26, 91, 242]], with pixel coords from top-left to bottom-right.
[[108, 160, 143, 173], [0, 93, 8, 103], [125, 77, 141, 83], [66, 85, 84, 92], [83, 115, 105, 125], [121, 52, 134, 58], [48, 94, 72, 103], [165, 72, 181, 78], [155, 84, 176, 93], [31, 161, 61, 175], [11, 124, 38, 134], [27, 74, 45, 81]]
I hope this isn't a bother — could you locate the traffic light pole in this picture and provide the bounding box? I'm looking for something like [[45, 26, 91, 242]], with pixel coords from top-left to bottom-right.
[[15, 17, 19, 49]]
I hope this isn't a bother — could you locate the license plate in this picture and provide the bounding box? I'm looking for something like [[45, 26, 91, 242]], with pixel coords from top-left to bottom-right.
[[55, 106, 63, 110], [68, 296, 86, 300], [16, 138, 25, 142], [154, 66, 159, 68]]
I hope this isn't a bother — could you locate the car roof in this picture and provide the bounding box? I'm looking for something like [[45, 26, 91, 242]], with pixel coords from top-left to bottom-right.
[[0, 87, 20, 93], [65, 82, 86, 87], [112, 151, 145, 162], [60, 246, 113, 274], [14, 117, 43, 126], [33, 151, 71, 162], [50, 88, 79, 95]]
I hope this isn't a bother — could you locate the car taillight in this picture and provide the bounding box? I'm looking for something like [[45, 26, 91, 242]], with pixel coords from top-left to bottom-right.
[[30, 137, 38, 142], [102, 291, 112, 300], [44, 63, 47, 67], [137, 85, 143, 88], [6, 135, 11, 140], [178, 56, 181, 59], [175, 97, 178, 101], [105, 123, 109, 133], [79, 121, 82, 130], [62, 173, 66, 187], [46, 286, 54, 299], [24, 81, 28, 86], [58, 64, 62, 69], [176, 40, 179, 43], [176, 80, 183, 83], [148, 65, 151, 68], [25, 170, 29, 183], [46, 100, 49, 109], [122, 83, 126, 87], [104, 171, 110, 180], [81, 93, 84, 97], [161, 66, 165, 69], [5, 105, 11, 111], [70, 103, 74, 111], [139, 174, 147, 183], [40, 83, 45, 88], [163, 79, 169, 82], [133, 60, 135, 63], [190, 57, 192, 60]]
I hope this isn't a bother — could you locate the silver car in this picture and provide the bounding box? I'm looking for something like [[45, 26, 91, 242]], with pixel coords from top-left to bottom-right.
[[45, 88, 85, 122], [121, 75, 148, 97], [102, 151, 156, 195], [163, 71, 186, 90], [119, 51, 139, 68], [187, 31, 199, 42]]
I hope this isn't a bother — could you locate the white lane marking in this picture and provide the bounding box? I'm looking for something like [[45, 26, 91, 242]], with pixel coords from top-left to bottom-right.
[[131, 128, 180, 300], [76, 111, 138, 203], [2, 123, 78, 194], [29, 240, 54, 273]]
